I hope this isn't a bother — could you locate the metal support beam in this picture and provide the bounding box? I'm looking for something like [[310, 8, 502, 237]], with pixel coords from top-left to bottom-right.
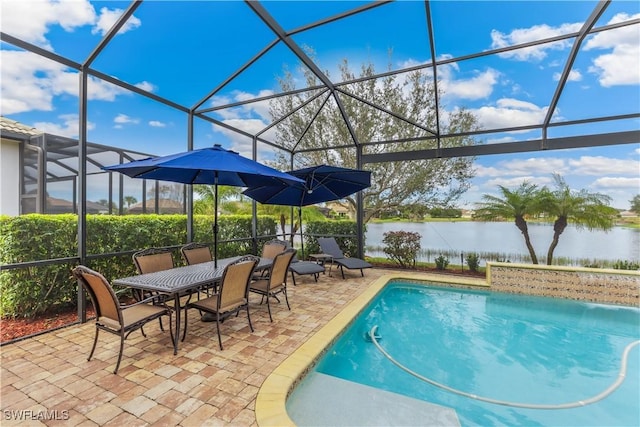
[[543, 0, 610, 132], [77, 70, 88, 322], [362, 130, 640, 164], [84, 0, 143, 67], [246, 0, 361, 147]]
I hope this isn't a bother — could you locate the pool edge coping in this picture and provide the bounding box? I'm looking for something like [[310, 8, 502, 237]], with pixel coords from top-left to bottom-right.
[[254, 272, 489, 427]]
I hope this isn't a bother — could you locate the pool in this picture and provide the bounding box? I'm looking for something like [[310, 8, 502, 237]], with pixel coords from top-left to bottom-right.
[[285, 281, 640, 426]]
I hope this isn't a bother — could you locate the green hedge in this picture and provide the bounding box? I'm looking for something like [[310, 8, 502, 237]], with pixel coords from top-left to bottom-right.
[[0, 214, 277, 318], [302, 220, 363, 259]]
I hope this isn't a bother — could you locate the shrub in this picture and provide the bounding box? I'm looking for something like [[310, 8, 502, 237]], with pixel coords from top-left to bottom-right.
[[612, 260, 640, 270], [0, 214, 278, 318], [382, 231, 421, 268], [465, 252, 481, 272], [435, 255, 449, 270], [303, 220, 363, 259]]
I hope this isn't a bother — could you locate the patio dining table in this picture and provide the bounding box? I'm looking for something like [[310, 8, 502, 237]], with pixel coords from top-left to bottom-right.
[[113, 256, 272, 354]]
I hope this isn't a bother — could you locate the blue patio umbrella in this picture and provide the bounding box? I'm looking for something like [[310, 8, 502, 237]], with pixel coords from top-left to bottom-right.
[[242, 164, 371, 254], [103, 144, 304, 267]]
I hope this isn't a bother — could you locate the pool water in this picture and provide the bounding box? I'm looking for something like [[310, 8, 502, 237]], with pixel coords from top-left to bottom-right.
[[288, 282, 640, 426]]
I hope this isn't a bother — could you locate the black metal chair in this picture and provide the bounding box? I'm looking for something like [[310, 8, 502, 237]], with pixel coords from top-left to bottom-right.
[[185, 255, 259, 350], [250, 248, 297, 322], [72, 265, 173, 374]]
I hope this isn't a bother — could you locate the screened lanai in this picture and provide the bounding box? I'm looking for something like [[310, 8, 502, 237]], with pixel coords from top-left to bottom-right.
[[1, 0, 639, 267]]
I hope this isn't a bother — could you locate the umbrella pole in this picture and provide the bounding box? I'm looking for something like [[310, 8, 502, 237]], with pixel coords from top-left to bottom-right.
[[214, 176, 218, 268], [298, 206, 304, 259]]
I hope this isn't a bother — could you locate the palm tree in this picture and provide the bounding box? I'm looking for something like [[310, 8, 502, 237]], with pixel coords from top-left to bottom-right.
[[193, 185, 241, 215], [630, 194, 640, 215], [474, 181, 543, 264], [540, 174, 618, 265], [123, 196, 137, 208]]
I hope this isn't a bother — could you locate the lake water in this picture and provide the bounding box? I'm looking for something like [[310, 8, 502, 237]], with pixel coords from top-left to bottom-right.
[[365, 222, 640, 264]]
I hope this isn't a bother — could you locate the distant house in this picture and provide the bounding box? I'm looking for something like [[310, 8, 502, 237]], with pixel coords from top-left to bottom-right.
[[45, 197, 108, 214], [128, 198, 184, 214], [461, 209, 475, 218], [326, 202, 353, 220]]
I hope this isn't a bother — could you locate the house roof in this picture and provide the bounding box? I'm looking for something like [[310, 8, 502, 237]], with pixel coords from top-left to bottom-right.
[[0, 116, 43, 139]]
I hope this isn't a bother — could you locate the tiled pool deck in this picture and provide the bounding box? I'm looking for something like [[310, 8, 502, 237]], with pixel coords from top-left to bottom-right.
[[1, 267, 486, 426]]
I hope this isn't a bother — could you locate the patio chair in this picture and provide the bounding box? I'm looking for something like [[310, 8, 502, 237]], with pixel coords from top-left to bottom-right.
[[250, 248, 297, 322], [180, 242, 213, 265], [317, 237, 372, 279], [185, 255, 259, 350], [261, 239, 288, 260], [133, 247, 189, 336], [72, 265, 173, 374], [254, 239, 288, 279], [133, 247, 175, 275], [181, 242, 215, 295]]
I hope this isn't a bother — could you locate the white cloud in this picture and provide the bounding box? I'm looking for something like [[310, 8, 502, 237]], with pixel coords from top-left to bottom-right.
[[0, 0, 95, 49], [149, 121, 166, 128], [486, 136, 518, 144], [553, 69, 582, 82], [209, 90, 274, 122], [0, 1, 140, 51], [134, 81, 156, 93], [568, 156, 640, 176], [114, 114, 139, 125], [33, 114, 95, 138], [583, 13, 640, 86], [491, 22, 582, 61], [0, 50, 151, 114], [92, 7, 141, 36], [476, 157, 567, 178], [484, 175, 554, 189], [219, 118, 269, 137], [592, 177, 640, 190], [439, 68, 500, 100], [471, 98, 549, 129]]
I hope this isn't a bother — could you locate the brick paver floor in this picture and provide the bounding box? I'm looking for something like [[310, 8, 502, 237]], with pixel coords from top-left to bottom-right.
[[1, 267, 398, 426]]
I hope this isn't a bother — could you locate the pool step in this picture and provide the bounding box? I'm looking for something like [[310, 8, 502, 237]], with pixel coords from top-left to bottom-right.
[[287, 372, 461, 427]]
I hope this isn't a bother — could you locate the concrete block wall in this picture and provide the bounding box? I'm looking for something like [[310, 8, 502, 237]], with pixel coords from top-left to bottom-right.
[[487, 262, 640, 306]]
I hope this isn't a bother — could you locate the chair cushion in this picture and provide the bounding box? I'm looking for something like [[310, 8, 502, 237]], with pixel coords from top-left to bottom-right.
[[290, 261, 325, 275], [335, 257, 372, 270], [190, 295, 247, 314], [122, 304, 168, 328], [250, 279, 283, 293]]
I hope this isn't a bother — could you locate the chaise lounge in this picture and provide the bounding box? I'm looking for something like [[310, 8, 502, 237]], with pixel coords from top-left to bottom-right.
[[317, 237, 372, 279]]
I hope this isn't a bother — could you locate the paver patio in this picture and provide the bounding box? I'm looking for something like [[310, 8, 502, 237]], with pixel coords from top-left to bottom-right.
[[1, 267, 401, 426]]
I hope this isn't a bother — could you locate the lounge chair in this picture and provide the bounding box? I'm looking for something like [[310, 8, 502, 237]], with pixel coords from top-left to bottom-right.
[[185, 255, 259, 350], [289, 260, 325, 285], [72, 265, 173, 374], [250, 248, 297, 322], [317, 237, 372, 279], [272, 240, 325, 285]]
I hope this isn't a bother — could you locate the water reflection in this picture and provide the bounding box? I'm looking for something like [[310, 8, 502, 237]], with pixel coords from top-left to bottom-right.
[[366, 222, 640, 263]]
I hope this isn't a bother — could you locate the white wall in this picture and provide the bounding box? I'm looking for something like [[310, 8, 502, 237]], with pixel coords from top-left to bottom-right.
[[0, 138, 21, 216]]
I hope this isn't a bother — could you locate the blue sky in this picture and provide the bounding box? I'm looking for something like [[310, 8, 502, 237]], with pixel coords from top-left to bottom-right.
[[1, 0, 639, 209]]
